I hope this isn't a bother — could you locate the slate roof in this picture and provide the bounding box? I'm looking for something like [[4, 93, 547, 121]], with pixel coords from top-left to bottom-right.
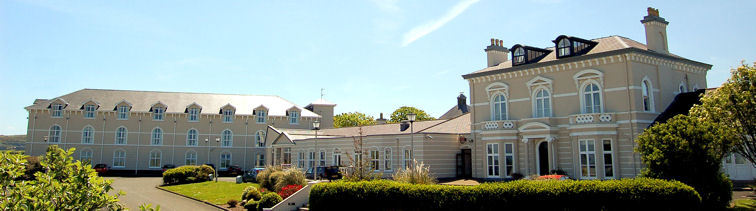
[[439, 104, 470, 120], [26, 89, 320, 117]]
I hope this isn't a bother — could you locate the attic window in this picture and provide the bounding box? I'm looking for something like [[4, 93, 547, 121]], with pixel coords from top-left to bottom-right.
[[553, 36, 597, 59], [557, 38, 571, 57], [51, 103, 63, 118], [513, 48, 525, 65], [511, 44, 551, 66]]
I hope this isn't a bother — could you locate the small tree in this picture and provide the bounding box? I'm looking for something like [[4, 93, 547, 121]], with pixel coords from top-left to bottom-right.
[[636, 114, 734, 209], [333, 112, 376, 128], [388, 106, 435, 123], [344, 127, 380, 181]]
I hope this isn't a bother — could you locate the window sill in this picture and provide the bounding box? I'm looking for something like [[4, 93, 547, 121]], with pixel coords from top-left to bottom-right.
[[117, 118, 129, 121], [188, 120, 199, 123]]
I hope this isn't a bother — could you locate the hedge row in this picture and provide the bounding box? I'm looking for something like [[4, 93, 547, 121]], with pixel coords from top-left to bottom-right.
[[310, 178, 702, 211], [162, 165, 214, 185]]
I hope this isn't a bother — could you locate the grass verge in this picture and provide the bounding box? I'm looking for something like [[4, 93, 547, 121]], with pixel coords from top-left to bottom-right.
[[161, 181, 259, 205], [730, 198, 756, 211]]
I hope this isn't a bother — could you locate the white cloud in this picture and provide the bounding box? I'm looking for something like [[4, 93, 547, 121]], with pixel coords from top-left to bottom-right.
[[371, 0, 400, 13], [401, 0, 479, 47]]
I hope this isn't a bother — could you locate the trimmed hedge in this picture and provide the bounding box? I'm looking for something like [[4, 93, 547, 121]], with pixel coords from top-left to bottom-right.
[[162, 165, 214, 185], [310, 178, 702, 211]]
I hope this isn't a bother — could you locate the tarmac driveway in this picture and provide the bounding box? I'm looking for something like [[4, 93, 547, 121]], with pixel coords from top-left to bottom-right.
[[107, 177, 220, 211]]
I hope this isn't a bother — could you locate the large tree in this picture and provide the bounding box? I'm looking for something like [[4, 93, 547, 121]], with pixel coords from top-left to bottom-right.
[[635, 114, 734, 209], [333, 112, 376, 128], [695, 62, 756, 167], [388, 106, 435, 123]]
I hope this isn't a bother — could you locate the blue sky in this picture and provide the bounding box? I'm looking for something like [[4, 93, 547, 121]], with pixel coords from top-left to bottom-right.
[[1, 0, 754, 135]]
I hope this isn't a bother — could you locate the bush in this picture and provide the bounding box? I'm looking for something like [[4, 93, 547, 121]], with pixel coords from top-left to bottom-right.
[[278, 184, 303, 199], [274, 168, 307, 192], [243, 200, 258, 210], [256, 165, 283, 191], [22, 155, 43, 180], [392, 159, 436, 184], [227, 199, 238, 207], [162, 165, 213, 185], [257, 192, 283, 211], [198, 164, 214, 181], [310, 178, 702, 210], [241, 186, 262, 201]]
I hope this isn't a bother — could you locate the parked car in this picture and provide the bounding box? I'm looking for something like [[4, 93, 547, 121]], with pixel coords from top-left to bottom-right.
[[204, 163, 215, 171], [242, 168, 265, 182], [224, 165, 243, 176], [306, 166, 342, 181], [161, 164, 176, 172], [535, 175, 570, 180], [93, 164, 109, 175]]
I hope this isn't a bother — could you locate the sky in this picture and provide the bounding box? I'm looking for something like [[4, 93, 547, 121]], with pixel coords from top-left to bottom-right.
[[1, 0, 755, 135]]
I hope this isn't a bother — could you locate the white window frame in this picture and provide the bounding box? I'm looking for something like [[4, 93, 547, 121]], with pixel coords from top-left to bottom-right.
[[490, 93, 508, 121], [80, 149, 93, 164], [319, 150, 326, 167], [113, 150, 126, 168], [579, 139, 597, 179], [149, 150, 162, 168], [602, 139, 614, 179], [185, 150, 197, 166], [222, 109, 234, 123], [370, 148, 380, 171], [289, 110, 299, 125], [117, 106, 129, 120], [533, 88, 551, 118], [186, 129, 198, 146], [308, 151, 316, 168], [384, 147, 392, 171], [486, 143, 500, 178], [49, 125, 62, 143], [641, 78, 655, 112], [115, 126, 128, 145], [152, 107, 165, 121], [557, 38, 571, 57], [403, 147, 412, 169], [81, 126, 94, 144], [151, 127, 163, 145], [513, 47, 525, 64], [220, 151, 232, 170], [333, 149, 342, 166], [256, 154, 265, 167], [298, 152, 305, 168], [256, 110, 266, 124], [255, 131, 265, 148], [504, 143, 515, 177], [51, 103, 63, 118], [581, 82, 603, 114], [221, 129, 233, 147], [188, 108, 199, 122], [84, 104, 96, 119]]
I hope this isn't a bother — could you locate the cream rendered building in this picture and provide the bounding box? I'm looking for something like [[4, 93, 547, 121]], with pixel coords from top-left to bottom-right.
[[24, 89, 335, 174], [462, 8, 711, 180]]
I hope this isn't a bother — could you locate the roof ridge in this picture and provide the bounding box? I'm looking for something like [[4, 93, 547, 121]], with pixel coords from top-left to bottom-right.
[[416, 115, 464, 133], [79, 88, 282, 98]]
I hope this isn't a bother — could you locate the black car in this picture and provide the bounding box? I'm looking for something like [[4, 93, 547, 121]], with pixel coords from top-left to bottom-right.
[[161, 164, 176, 172], [306, 166, 342, 181], [242, 168, 265, 182], [224, 165, 243, 176]]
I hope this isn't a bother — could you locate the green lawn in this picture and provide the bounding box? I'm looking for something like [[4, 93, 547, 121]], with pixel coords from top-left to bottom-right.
[[730, 198, 756, 211], [161, 181, 259, 205]]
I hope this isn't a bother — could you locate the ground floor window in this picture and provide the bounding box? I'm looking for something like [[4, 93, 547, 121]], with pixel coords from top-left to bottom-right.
[[602, 139, 614, 178], [504, 143, 514, 177], [353, 151, 362, 166], [298, 152, 305, 168], [256, 154, 265, 167], [308, 151, 316, 168], [149, 150, 161, 168], [319, 150, 326, 167], [579, 139, 597, 178], [185, 151, 197, 166], [80, 149, 93, 164], [333, 150, 342, 166], [384, 148, 392, 171], [282, 148, 291, 165], [113, 150, 126, 168], [220, 152, 231, 169], [487, 143, 500, 177], [403, 148, 412, 169], [370, 148, 379, 171]]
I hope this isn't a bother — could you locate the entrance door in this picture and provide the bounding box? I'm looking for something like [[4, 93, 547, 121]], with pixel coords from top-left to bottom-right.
[[456, 149, 472, 178], [537, 142, 549, 175]]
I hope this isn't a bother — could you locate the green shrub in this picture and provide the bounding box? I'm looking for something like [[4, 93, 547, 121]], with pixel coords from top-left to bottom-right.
[[241, 186, 262, 201], [257, 192, 283, 211], [22, 155, 43, 180], [198, 164, 214, 181], [274, 168, 307, 192], [392, 159, 436, 184], [266, 171, 285, 191], [256, 165, 283, 191], [162, 165, 213, 185], [243, 200, 258, 210], [310, 178, 702, 210]]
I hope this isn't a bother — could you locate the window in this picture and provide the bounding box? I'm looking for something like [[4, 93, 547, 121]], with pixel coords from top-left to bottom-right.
[[48, 125, 61, 143], [403, 148, 412, 169], [642, 80, 652, 111], [603, 140, 614, 178], [384, 148, 392, 171], [370, 148, 380, 171], [491, 94, 507, 120], [256, 154, 265, 167], [487, 143, 500, 177], [115, 127, 127, 145], [151, 128, 163, 145], [513, 47, 525, 65], [84, 105, 96, 119], [504, 143, 514, 177], [557, 38, 571, 57], [221, 129, 233, 147], [308, 151, 316, 168], [152, 107, 164, 121], [255, 131, 265, 147], [354, 153, 362, 166], [185, 151, 197, 166], [534, 89, 551, 117], [149, 150, 161, 168], [113, 150, 126, 168], [51, 103, 63, 118], [117, 106, 129, 120], [298, 152, 305, 168], [319, 150, 326, 167], [679, 83, 687, 93], [289, 111, 299, 124], [188, 108, 199, 122], [256, 110, 266, 123], [582, 83, 602, 113], [81, 126, 94, 144], [579, 140, 597, 178], [186, 129, 198, 146], [220, 152, 231, 169], [333, 149, 342, 166], [283, 148, 291, 164], [223, 109, 233, 123], [80, 149, 93, 164]]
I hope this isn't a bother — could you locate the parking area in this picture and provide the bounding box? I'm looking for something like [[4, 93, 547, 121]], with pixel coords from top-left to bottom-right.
[[107, 177, 234, 211]]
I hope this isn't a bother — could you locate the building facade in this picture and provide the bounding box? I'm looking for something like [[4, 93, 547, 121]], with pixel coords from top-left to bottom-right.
[[462, 8, 711, 179], [24, 89, 334, 174]]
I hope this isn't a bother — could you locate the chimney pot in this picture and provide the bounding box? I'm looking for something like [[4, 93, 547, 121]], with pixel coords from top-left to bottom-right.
[[485, 38, 509, 67], [490, 38, 495, 45]]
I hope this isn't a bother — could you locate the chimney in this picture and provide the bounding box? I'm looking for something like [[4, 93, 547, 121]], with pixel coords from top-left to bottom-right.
[[485, 38, 509, 67], [457, 92, 469, 114], [641, 7, 669, 54], [376, 113, 387, 125]]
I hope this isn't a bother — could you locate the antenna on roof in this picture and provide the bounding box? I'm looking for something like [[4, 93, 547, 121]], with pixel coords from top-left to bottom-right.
[[320, 88, 325, 99]]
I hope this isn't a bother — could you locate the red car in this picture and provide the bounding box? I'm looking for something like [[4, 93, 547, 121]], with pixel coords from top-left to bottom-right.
[[93, 164, 109, 175]]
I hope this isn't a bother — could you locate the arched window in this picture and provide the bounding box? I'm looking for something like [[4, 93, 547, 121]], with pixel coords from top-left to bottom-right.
[[255, 131, 265, 148], [513, 47, 525, 64], [582, 83, 602, 113], [151, 128, 163, 145], [49, 125, 62, 143], [384, 147, 392, 171], [185, 150, 197, 165], [149, 150, 161, 168], [113, 150, 126, 168], [491, 94, 507, 120], [80, 149, 93, 164], [115, 126, 127, 145], [81, 126, 94, 144], [679, 83, 687, 93], [557, 38, 571, 57], [186, 129, 198, 146], [534, 89, 551, 117], [220, 152, 232, 169], [221, 129, 233, 147], [642, 80, 653, 112]]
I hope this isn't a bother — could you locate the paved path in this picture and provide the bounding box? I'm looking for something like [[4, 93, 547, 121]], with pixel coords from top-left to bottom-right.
[[108, 177, 220, 211]]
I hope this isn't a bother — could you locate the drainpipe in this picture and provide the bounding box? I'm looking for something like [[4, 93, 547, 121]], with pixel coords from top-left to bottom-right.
[[136, 114, 142, 175], [100, 114, 106, 164], [30, 113, 36, 155], [623, 54, 638, 176]]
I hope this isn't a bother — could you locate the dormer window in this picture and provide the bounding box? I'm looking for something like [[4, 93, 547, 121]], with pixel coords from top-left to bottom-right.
[[289, 110, 299, 124], [557, 38, 571, 57], [256, 109, 267, 123], [51, 103, 63, 118], [511, 44, 551, 66], [152, 107, 165, 121], [84, 105, 96, 119], [188, 108, 200, 122], [513, 47, 525, 65], [117, 106, 130, 120], [222, 109, 234, 123], [553, 35, 597, 59]]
